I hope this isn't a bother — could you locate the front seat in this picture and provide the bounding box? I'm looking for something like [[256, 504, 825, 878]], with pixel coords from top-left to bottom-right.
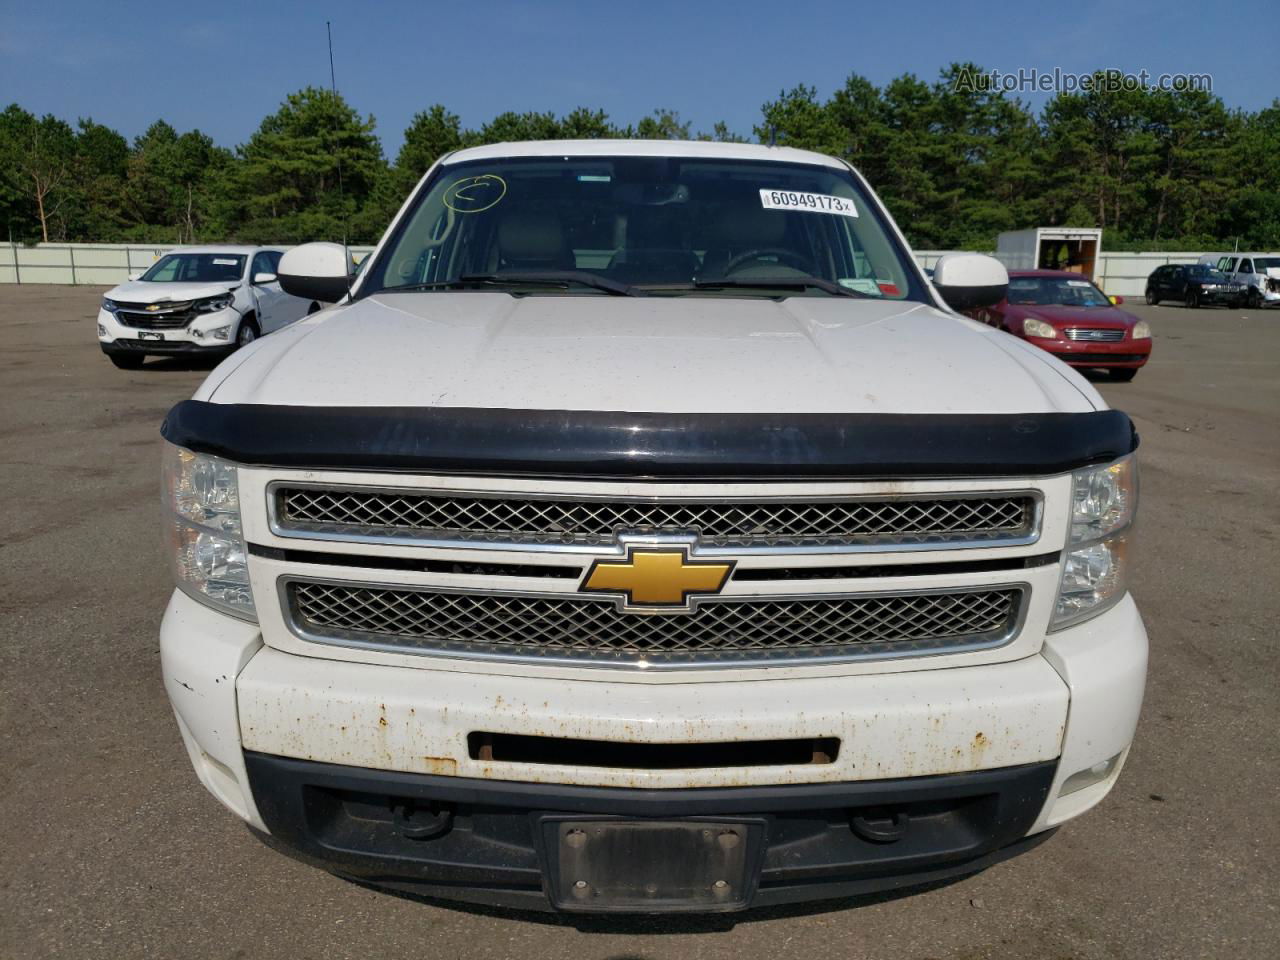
[[497, 210, 574, 271], [699, 205, 794, 279]]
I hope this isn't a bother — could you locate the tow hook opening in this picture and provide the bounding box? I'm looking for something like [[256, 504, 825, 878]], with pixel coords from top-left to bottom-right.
[[849, 807, 911, 844], [395, 800, 453, 841]]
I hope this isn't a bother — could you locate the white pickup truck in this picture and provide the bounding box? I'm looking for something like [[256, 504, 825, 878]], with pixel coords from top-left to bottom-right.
[[98, 245, 318, 368], [159, 141, 1146, 915]]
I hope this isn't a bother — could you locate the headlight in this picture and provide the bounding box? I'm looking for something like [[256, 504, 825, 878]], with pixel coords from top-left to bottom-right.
[[1053, 456, 1137, 629], [101, 297, 119, 313], [195, 293, 236, 314], [162, 444, 255, 620], [1131, 321, 1151, 339], [1023, 317, 1057, 338]]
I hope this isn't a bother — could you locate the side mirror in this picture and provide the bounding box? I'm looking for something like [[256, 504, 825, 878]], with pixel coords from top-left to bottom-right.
[[252, 271, 278, 285], [932, 253, 1009, 311], [278, 242, 353, 302], [1110, 295, 1125, 305], [127, 272, 142, 281]]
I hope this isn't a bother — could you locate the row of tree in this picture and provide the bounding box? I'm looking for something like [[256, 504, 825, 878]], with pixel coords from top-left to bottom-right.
[[3, 66, 1277, 251]]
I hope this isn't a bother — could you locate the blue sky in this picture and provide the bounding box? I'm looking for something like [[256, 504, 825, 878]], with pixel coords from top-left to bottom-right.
[[1, 0, 1274, 157]]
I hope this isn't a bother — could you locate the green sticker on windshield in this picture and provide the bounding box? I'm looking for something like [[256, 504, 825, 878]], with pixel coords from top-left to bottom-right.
[[839, 278, 881, 295]]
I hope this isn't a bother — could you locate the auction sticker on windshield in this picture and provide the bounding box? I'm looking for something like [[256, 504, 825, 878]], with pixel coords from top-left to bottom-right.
[[759, 189, 858, 217]]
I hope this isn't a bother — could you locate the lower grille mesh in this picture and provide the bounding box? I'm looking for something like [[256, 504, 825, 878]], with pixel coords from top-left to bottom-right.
[[288, 581, 1022, 665]]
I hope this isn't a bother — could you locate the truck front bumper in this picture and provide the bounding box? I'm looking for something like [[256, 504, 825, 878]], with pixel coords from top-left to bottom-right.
[[245, 752, 1057, 912], [161, 591, 1147, 912]]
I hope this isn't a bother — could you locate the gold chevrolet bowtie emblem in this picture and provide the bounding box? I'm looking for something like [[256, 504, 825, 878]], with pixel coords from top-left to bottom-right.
[[146, 303, 161, 311], [582, 549, 732, 607]]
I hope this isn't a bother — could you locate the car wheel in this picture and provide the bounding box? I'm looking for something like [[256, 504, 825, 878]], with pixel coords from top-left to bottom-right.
[[1145, 287, 1158, 306], [235, 317, 260, 349], [1110, 368, 1138, 382], [1184, 289, 1199, 309], [108, 353, 145, 370], [1247, 288, 1262, 309]]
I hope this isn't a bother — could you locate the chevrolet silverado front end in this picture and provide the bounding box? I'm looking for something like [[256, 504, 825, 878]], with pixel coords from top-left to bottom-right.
[[158, 140, 1146, 914]]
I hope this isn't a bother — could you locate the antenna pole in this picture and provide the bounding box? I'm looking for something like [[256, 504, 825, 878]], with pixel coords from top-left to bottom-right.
[[327, 20, 353, 299]]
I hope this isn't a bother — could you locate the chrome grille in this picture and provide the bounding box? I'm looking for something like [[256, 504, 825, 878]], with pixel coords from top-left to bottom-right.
[[286, 580, 1023, 666], [115, 302, 196, 329], [274, 487, 1035, 548], [1063, 328, 1125, 342]]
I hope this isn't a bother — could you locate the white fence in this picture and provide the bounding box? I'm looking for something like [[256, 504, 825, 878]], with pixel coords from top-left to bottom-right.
[[2, 242, 1206, 297], [1093, 251, 1204, 297], [0, 243, 376, 286]]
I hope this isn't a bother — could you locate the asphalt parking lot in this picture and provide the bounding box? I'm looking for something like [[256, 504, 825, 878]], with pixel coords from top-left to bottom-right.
[[1, 284, 1277, 960]]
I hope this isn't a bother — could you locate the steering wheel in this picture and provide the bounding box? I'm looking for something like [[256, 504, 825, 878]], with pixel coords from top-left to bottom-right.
[[722, 248, 810, 275]]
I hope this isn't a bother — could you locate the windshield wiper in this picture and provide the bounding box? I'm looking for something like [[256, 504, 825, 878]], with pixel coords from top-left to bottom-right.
[[690, 276, 869, 298], [381, 271, 643, 297]]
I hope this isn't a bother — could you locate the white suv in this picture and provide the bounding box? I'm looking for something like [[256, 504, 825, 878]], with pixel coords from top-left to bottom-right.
[[97, 245, 319, 369], [158, 141, 1147, 915]]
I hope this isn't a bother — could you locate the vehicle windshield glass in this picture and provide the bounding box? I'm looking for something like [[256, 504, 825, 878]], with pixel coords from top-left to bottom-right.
[[360, 155, 925, 300], [1187, 265, 1227, 280], [140, 254, 245, 283], [1007, 276, 1112, 307], [1254, 257, 1280, 270]]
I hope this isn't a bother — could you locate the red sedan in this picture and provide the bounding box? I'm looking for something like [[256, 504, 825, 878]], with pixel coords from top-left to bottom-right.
[[966, 270, 1152, 381]]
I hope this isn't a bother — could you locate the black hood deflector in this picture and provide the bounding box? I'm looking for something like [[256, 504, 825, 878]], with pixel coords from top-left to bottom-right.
[[161, 401, 1137, 479]]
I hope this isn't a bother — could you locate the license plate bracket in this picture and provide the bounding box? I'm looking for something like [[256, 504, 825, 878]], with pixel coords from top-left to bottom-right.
[[138, 330, 164, 341], [541, 818, 763, 913]]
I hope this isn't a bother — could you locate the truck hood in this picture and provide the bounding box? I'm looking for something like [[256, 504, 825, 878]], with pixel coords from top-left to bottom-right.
[[200, 292, 1100, 414], [106, 279, 239, 303]]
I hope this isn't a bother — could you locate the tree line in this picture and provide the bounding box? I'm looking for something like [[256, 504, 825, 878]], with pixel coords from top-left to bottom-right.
[[2, 65, 1277, 252]]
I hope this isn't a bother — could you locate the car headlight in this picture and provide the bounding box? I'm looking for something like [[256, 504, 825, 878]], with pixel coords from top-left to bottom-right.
[[195, 292, 236, 314], [1053, 455, 1137, 629], [1131, 321, 1151, 339], [101, 297, 119, 313], [162, 444, 255, 620], [1023, 317, 1057, 338]]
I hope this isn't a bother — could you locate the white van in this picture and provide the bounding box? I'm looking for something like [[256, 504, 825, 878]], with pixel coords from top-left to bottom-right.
[[1199, 253, 1280, 308]]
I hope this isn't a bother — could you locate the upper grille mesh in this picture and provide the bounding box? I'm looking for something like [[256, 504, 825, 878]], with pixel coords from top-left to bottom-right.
[[288, 581, 1022, 665], [276, 488, 1034, 548]]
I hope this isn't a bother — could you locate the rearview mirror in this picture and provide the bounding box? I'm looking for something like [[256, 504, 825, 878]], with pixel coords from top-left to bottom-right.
[[931, 253, 1009, 311], [278, 242, 353, 302], [252, 271, 277, 285]]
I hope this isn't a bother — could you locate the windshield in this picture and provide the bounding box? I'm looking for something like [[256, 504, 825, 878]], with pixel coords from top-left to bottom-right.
[[1255, 257, 1280, 271], [1007, 276, 1112, 307], [1188, 265, 1228, 280], [140, 253, 245, 284], [360, 156, 925, 301]]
